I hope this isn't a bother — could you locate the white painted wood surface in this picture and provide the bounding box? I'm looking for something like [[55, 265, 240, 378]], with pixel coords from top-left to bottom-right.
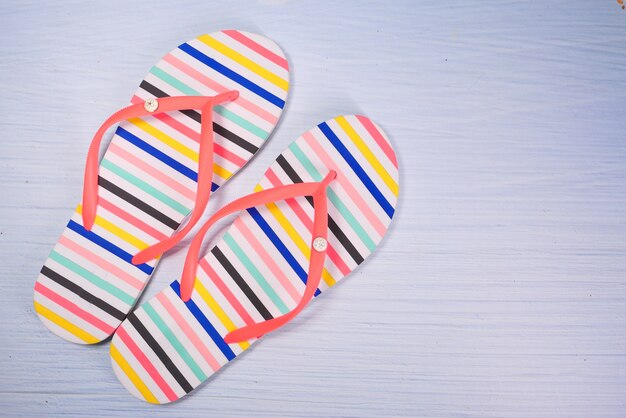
[[1, 1, 625, 416]]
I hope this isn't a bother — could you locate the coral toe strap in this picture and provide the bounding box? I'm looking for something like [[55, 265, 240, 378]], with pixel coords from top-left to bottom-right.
[[180, 170, 337, 343], [81, 91, 239, 264]]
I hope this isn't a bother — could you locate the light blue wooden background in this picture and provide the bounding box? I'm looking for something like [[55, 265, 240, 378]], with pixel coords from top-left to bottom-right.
[[1, 1, 625, 417]]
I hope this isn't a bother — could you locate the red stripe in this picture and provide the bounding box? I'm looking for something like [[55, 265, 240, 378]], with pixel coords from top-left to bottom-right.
[[115, 326, 178, 402], [99, 196, 169, 242], [223, 30, 289, 70], [199, 258, 255, 326], [34, 282, 114, 334], [356, 115, 398, 168]]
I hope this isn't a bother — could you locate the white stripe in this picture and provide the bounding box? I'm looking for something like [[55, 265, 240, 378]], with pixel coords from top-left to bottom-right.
[[111, 358, 148, 402], [36, 313, 85, 344]]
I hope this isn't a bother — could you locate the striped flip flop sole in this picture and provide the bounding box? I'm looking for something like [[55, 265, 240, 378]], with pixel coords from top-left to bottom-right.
[[33, 30, 290, 344], [110, 115, 399, 403]]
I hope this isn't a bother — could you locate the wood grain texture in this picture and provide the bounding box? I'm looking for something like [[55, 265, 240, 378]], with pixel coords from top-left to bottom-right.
[[1, 0, 625, 416]]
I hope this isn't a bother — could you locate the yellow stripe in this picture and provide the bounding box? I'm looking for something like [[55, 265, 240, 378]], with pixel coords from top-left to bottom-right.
[[199, 35, 289, 91], [110, 344, 159, 404], [127, 118, 233, 180], [194, 279, 250, 350], [213, 162, 233, 180], [34, 301, 99, 344], [253, 188, 335, 287], [129, 118, 198, 162], [335, 116, 399, 197], [77, 205, 149, 250]]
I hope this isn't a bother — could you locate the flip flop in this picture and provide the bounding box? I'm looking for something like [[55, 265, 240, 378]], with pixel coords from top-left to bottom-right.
[[33, 30, 290, 344], [109, 115, 399, 404]]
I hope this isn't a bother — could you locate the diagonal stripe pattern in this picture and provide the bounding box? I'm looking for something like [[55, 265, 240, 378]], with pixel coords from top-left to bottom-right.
[[110, 115, 399, 403], [34, 30, 290, 344]]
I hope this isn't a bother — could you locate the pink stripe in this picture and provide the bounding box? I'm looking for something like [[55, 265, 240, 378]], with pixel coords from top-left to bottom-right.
[[131, 95, 199, 142], [234, 217, 301, 304], [356, 115, 398, 168], [130, 95, 248, 168], [58, 235, 144, 290], [156, 292, 221, 371], [199, 259, 255, 326], [35, 282, 114, 334], [115, 326, 178, 402], [109, 142, 196, 201], [303, 131, 388, 238], [163, 53, 279, 125], [223, 30, 289, 71], [264, 169, 351, 276], [98, 197, 168, 242]]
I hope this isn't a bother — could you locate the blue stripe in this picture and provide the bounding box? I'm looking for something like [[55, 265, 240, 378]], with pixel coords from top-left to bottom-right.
[[116, 127, 198, 182], [179, 43, 285, 109], [318, 122, 395, 218], [66, 220, 154, 275], [247, 208, 321, 297], [170, 281, 236, 361], [117, 126, 220, 191]]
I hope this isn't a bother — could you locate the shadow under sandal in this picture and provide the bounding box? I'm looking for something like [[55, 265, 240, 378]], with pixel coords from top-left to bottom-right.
[[33, 30, 290, 344], [110, 115, 400, 403]]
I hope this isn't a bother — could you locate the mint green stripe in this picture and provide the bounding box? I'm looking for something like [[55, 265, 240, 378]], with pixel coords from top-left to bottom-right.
[[150, 66, 268, 139], [101, 159, 189, 215], [49, 250, 134, 305], [151, 66, 201, 95], [213, 105, 268, 139], [223, 233, 289, 314], [289, 142, 377, 251], [143, 302, 207, 381]]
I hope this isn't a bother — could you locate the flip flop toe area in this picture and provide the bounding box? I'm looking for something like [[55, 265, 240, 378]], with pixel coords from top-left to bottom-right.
[[110, 115, 399, 403], [34, 30, 289, 344]]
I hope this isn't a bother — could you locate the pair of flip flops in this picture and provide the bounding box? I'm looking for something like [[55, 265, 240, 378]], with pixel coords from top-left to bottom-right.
[[34, 30, 399, 404]]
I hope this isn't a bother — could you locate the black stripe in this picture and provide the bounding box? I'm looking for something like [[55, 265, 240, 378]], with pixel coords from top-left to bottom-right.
[[127, 313, 194, 393], [98, 176, 180, 230], [212, 123, 259, 154], [211, 246, 273, 320], [139, 80, 259, 154], [40, 266, 126, 321], [276, 155, 365, 265]]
